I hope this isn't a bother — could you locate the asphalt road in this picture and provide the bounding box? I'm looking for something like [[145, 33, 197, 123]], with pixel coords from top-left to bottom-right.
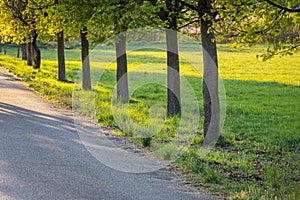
[[0, 67, 219, 200]]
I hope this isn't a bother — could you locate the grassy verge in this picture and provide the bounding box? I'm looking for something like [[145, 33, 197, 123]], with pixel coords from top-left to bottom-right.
[[0, 44, 299, 199]]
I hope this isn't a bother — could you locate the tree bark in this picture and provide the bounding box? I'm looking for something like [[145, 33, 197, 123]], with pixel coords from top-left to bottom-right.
[[57, 31, 66, 81], [116, 33, 129, 103], [163, 0, 181, 116], [200, 11, 220, 143], [80, 28, 91, 90], [31, 30, 40, 69], [3, 43, 6, 55], [21, 43, 27, 60], [27, 42, 33, 66], [166, 29, 181, 115], [17, 45, 20, 58]]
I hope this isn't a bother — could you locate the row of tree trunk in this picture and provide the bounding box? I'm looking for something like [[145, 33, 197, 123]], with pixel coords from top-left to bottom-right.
[[113, 30, 219, 141], [11, 31, 66, 82], [112, 27, 219, 141], [0, 43, 7, 55], [7, 22, 218, 143], [1, 43, 26, 60]]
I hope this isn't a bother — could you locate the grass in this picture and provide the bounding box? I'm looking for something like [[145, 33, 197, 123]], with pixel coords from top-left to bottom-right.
[[0, 43, 299, 199]]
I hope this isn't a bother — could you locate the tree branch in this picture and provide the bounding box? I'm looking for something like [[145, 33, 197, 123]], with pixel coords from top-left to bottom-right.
[[264, 0, 300, 12], [178, 19, 199, 29], [262, 43, 300, 60], [3, 1, 29, 26]]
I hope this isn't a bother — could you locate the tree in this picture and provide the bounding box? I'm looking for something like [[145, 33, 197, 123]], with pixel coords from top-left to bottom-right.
[[57, 31, 65, 81], [162, 0, 183, 116], [109, 1, 135, 103], [42, 0, 87, 83], [80, 27, 91, 90], [67, 0, 100, 90], [40, 0, 99, 87], [199, 1, 220, 143], [166, 28, 181, 116], [148, 0, 218, 140], [21, 43, 27, 60], [51, 0, 66, 81], [146, 0, 183, 116], [115, 32, 129, 102], [3, 43, 7, 55], [148, 0, 201, 116], [30, 29, 41, 69], [177, 0, 299, 142], [92, 0, 152, 102], [42, 0, 86, 82], [175, 0, 219, 142], [0, 0, 50, 69]]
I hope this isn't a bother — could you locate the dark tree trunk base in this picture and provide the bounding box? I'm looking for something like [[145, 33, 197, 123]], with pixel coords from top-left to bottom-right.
[[80, 28, 91, 90], [32, 30, 40, 69], [17, 45, 20, 58], [3, 43, 6, 55], [57, 31, 66, 81], [27, 42, 33, 66], [166, 29, 181, 116], [200, 1, 220, 143], [21, 43, 27, 60], [116, 33, 129, 103]]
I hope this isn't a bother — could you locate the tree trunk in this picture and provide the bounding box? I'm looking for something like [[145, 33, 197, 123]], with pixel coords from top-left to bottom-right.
[[21, 43, 27, 60], [80, 28, 91, 90], [3, 43, 6, 55], [166, 29, 181, 115], [116, 33, 129, 103], [200, 12, 220, 144], [27, 42, 33, 66], [31, 30, 40, 69], [17, 45, 20, 58], [57, 31, 66, 81]]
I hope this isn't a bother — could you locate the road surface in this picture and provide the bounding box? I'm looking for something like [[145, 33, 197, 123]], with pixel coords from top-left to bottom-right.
[[0, 67, 219, 200]]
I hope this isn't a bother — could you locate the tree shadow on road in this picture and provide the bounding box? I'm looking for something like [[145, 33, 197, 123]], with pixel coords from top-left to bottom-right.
[[0, 102, 117, 199]]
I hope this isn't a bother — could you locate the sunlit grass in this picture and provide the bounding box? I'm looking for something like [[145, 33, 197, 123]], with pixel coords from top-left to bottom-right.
[[218, 47, 300, 86]]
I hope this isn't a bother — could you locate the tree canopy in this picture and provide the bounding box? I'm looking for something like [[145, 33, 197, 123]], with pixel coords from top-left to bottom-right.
[[1, 0, 298, 58], [211, 0, 300, 59]]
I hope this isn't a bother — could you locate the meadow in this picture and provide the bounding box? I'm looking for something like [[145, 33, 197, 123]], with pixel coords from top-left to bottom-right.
[[0, 43, 299, 199]]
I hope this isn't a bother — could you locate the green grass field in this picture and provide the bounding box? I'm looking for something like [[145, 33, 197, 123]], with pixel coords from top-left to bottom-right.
[[0, 43, 299, 199]]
